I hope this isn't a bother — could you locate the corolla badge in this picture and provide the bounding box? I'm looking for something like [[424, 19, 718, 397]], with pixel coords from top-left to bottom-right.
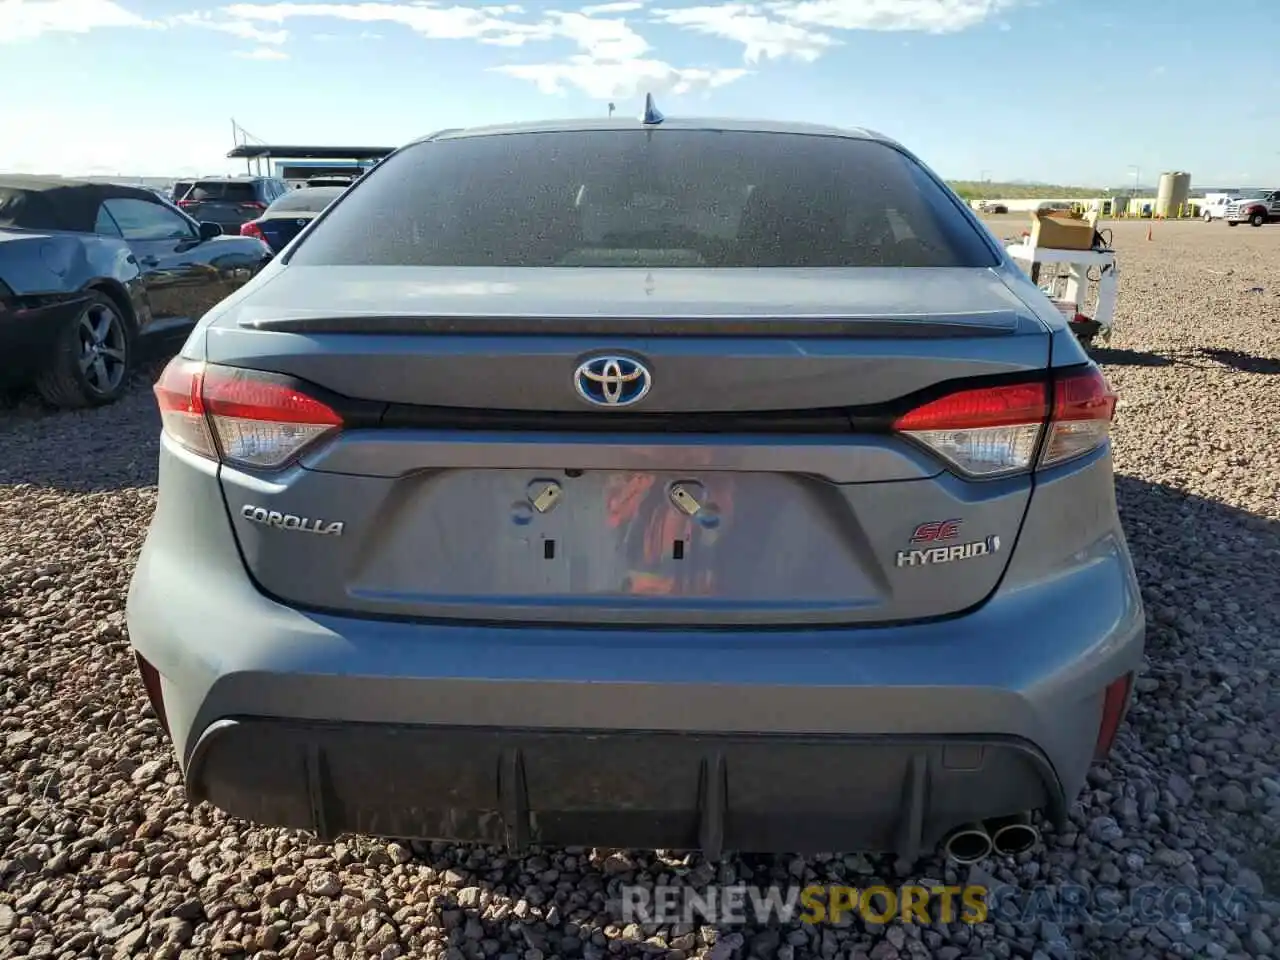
[[574, 355, 652, 407], [241, 504, 344, 536]]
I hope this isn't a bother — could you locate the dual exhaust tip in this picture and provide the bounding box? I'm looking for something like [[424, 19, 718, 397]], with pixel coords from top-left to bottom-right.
[[941, 812, 1040, 864]]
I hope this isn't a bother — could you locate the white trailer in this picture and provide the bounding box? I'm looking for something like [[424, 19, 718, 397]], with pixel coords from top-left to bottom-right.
[[1004, 240, 1119, 348]]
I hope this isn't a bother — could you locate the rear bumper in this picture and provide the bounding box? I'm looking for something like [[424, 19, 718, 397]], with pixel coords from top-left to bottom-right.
[[0, 297, 85, 385], [127, 439, 1146, 857], [189, 721, 1062, 858]]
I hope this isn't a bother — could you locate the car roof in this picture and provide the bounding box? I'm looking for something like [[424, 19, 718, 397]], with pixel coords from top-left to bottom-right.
[[191, 176, 276, 183], [0, 174, 169, 201], [411, 116, 898, 147], [0, 175, 175, 232]]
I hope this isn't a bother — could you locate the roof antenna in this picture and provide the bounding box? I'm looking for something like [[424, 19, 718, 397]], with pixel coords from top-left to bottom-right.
[[642, 93, 664, 125]]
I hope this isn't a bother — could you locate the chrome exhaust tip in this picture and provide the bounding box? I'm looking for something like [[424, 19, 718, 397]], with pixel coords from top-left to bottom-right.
[[987, 812, 1040, 856], [941, 822, 992, 864]]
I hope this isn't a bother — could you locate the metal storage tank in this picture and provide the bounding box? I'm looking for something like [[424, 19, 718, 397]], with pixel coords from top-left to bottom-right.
[[1156, 171, 1192, 217]]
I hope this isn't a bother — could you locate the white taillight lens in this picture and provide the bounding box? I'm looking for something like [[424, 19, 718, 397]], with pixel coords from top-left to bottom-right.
[[893, 382, 1049, 477], [902, 424, 1045, 477], [1040, 367, 1117, 468], [153, 358, 343, 470]]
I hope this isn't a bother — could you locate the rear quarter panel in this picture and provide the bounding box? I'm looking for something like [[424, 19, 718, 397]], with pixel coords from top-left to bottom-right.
[[0, 229, 150, 329], [0, 229, 139, 295]]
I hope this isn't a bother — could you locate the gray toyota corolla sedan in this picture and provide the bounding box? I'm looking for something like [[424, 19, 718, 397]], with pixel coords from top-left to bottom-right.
[[126, 109, 1144, 864]]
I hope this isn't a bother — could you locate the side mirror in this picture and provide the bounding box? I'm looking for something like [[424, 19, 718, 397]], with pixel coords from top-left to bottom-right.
[[199, 221, 223, 241]]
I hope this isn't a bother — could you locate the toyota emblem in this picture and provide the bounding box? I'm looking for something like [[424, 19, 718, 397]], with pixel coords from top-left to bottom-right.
[[574, 355, 652, 407]]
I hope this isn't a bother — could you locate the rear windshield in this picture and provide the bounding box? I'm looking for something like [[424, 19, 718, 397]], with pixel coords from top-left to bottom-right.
[[288, 131, 998, 269], [0, 188, 50, 229], [190, 181, 258, 202], [267, 187, 344, 213]]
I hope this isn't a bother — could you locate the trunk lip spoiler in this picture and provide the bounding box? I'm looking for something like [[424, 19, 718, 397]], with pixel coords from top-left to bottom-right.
[[234, 311, 1032, 338]]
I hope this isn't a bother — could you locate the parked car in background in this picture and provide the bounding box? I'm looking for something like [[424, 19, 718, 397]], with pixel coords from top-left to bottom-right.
[[240, 185, 345, 253], [305, 176, 359, 188], [0, 175, 272, 408], [127, 114, 1143, 864], [1199, 192, 1238, 222], [1224, 190, 1280, 227], [175, 176, 290, 233]]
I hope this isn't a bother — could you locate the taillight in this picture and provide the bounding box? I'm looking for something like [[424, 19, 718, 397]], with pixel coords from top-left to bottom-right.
[[177, 199, 195, 208], [242, 201, 267, 211], [153, 358, 216, 459], [892, 365, 1116, 478], [1041, 366, 1117, 468], [153, 359, 343, 469], [1094, 671, 1133, 760], [241, 220, 265, 240], [893, 381, 1048, 477]]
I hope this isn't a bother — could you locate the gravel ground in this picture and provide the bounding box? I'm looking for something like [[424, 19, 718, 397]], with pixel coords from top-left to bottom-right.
[[1, 218, 1278, 960]]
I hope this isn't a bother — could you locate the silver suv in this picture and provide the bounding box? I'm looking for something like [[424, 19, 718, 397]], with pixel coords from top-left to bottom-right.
[[126, 114, 1144, 864]]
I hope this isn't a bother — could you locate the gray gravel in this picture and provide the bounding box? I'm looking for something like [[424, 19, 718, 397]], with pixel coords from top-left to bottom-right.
[[2, 218, 1278, 959]]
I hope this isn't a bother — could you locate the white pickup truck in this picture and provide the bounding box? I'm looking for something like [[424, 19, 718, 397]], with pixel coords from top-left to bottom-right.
[[1200, 193, 1238, 221], [1224, 190, 1280, 227]]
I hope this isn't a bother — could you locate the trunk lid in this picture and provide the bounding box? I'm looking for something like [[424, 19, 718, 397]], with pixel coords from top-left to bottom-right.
[[208, 265, 1046, 410], [211, 265, 1050, 627], [255, 215, 314, 252]]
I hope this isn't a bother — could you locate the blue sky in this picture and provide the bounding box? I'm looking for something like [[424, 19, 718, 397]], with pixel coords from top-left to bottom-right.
[[2, 0, 1277, 185]]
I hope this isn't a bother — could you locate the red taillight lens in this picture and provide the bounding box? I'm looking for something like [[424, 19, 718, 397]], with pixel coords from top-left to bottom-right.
[[893, 381, 1049, 477], [240, 220, 265, 240], [153, 358, 343, 469], [893, 365, 1117, 478], [1041, 367, 1117, 468], [1094, 671, 1133, 760], [177, 199, 195, 208]]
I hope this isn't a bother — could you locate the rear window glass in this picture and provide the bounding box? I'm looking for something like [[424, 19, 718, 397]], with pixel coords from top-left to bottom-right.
[[190, 181, 258, 202], [289, 131, 997, 269], [188, 182, 223, 201], [266, 187, 344, 213], [0, 188, 51, 228]]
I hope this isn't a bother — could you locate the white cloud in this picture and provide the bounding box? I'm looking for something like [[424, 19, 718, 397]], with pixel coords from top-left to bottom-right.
[[771, 0, 1022, 34], [217, 1, 746, 100], [221, 2, 548, 46], [654, 0, 1021, 62], [495, 56, 747, 99], [0, 0, 151, 42], [169, 11, 287, 44], [2, 0, 1023, 104], [581, 1, 647, 13], [653, 3, 835, 63], [233, 44, 289, 57]]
